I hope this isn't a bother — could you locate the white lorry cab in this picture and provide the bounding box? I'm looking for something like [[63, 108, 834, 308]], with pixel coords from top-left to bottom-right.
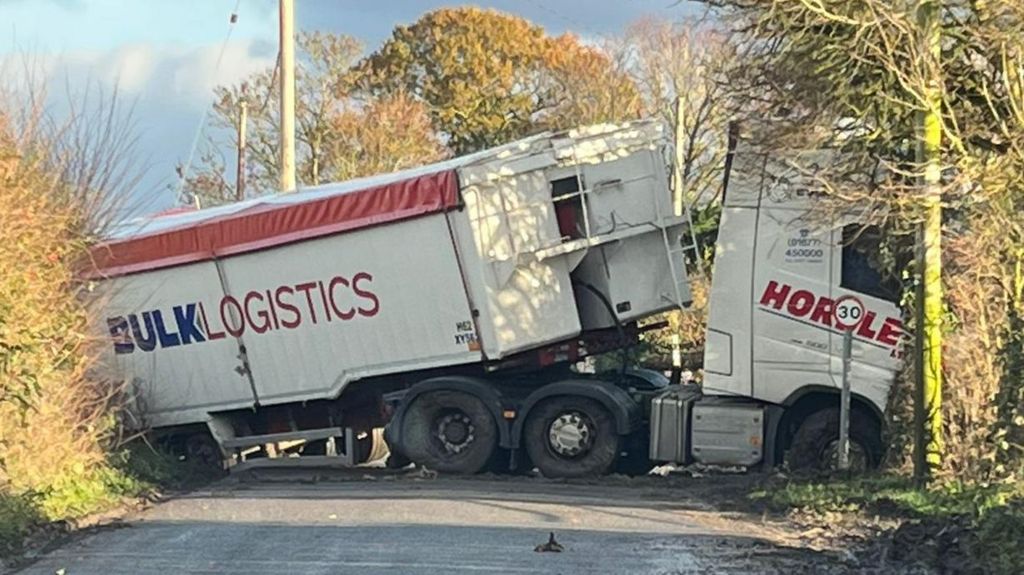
[[90, 120, 902, 476], [699, 130, 904, 470]]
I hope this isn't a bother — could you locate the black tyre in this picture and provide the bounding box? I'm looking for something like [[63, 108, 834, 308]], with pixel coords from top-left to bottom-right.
[[184, 433, 223, 469], [524, 396, 620, 478], [384, 452, 412, 469], [400, 391, 498, 474], [787, 407, 882, 473]]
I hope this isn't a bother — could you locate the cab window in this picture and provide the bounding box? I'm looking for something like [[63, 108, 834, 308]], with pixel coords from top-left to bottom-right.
[[840, 224, 900, 303]]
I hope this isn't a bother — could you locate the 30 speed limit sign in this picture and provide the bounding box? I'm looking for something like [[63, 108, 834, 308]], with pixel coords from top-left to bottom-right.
[[832, 295, 866, 331]]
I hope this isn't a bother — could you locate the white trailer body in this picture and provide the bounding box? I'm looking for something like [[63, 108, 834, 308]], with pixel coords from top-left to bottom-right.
[[91, 121, 692, 432], [97, 213, 482, 428]]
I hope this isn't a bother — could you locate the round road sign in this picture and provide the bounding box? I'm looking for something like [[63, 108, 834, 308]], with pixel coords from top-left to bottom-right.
[[833, 295, 866, 331]]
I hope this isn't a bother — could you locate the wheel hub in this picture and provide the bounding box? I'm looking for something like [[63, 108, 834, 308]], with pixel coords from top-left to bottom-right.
[[548, 412, 592, 457], [436, 413, 475, 454]]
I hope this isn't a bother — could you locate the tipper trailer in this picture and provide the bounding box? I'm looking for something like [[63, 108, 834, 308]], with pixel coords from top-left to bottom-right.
[[91, 120, 903, 477]]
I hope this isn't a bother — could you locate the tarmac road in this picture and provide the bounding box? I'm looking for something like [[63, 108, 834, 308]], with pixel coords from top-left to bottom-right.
[[14, 470, 846, 575]]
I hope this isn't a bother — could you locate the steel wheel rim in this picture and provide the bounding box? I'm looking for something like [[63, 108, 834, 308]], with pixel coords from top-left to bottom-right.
[[435, 411, 476, 455], [547, 411, 594, 458]]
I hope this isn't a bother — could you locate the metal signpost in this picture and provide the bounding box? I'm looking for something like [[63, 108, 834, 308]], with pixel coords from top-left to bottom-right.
[[833, 295, 866, 471]]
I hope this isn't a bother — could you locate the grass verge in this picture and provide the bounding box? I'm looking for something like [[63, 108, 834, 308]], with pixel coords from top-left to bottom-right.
[[750, 475, 1024, 574], [0, 441, 220, 561]]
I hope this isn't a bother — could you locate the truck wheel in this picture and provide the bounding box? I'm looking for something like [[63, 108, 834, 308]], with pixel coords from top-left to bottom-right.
[[524, 397, 620, 478], [385, 452, 412, 469], [787, 408, 882, 473], [400, 391, 497, 474]]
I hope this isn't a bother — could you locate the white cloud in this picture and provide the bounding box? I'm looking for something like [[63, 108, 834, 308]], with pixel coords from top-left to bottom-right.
[[106, 44, 157, 93], [20, 38, 273, 104], [168, 39, 276, 104], [0, 38, 275, 214]]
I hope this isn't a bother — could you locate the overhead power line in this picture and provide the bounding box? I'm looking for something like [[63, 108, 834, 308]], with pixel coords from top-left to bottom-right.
[[173, 0, 243, 208]]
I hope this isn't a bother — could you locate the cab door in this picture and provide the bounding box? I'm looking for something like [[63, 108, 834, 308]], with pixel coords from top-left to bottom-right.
[[749, 152, 837, 404], [751, 206, 835, 402]]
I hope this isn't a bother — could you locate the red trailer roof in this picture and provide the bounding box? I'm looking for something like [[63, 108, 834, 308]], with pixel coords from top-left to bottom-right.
[[89, 168, 460, 278]]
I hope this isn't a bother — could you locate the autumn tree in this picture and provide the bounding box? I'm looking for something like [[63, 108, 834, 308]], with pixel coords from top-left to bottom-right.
[[176, 146, 233, 207], [358, 7, 640, 154], [620, 18, 733, 211], [322, 92, 447, 181], [181, 32, 445, 207], [587, 19, 734, 370], [539, 35, 642, 131]]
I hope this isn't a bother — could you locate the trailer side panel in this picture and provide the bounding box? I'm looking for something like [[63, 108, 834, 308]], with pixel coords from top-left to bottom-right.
[[96, 210, 481, 428], [218, 212, 482, 405]]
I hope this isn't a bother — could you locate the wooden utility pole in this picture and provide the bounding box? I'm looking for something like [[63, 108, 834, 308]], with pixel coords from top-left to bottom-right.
[[914, 0, 944, 481], [278, 0, 297, 193], [236, 85, 248, 202]]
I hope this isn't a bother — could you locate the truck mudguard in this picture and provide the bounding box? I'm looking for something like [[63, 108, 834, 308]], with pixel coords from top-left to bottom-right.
[[781, 384, 884, 422], [389, 376, 514, 449], [510, 379, 643, 448]]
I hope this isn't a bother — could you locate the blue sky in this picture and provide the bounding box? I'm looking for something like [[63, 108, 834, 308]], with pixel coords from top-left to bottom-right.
[[1, 0, 699, 215]]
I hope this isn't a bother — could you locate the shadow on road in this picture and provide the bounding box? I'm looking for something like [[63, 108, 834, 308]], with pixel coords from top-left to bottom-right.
[[181, 467, 752, 513]]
